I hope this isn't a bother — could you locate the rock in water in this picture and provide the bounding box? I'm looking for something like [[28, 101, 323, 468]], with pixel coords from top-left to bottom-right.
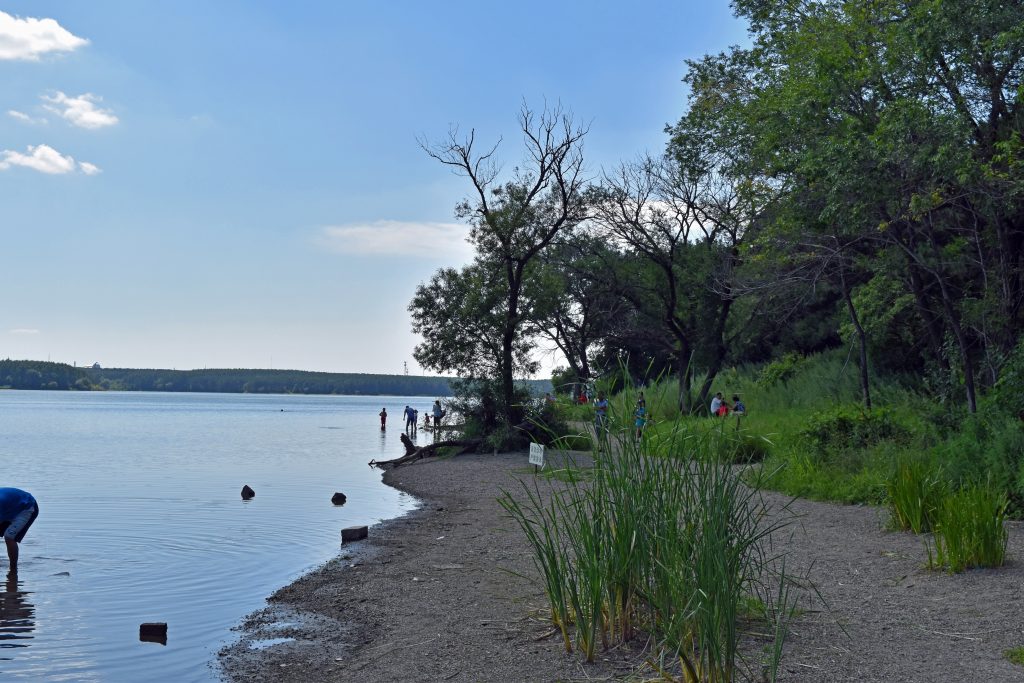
[[241, 485, 255, 500], [331, 492, 347, 505], [341, 526, 368, 543], [140, 622, 168, 644]]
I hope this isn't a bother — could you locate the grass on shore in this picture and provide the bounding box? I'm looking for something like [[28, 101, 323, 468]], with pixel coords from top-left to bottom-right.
[[550, 349, 1015, 573], [503, 411, 797, 680]]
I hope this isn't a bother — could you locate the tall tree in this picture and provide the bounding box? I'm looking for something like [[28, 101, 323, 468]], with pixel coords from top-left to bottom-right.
[[414, 104, 589, 426]]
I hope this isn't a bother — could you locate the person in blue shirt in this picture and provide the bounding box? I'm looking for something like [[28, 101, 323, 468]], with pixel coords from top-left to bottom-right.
[[732, 395, 746, 415], [634, 398, 647, 440], [0, 488, 38, 578], [593, 392, 609, 433]]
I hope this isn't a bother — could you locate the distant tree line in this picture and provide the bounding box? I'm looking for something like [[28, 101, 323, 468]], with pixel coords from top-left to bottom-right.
[[0, 360, 458, 396]]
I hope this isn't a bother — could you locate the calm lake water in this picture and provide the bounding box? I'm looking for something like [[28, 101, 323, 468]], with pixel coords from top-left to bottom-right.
[[0, 391, 429, 682]]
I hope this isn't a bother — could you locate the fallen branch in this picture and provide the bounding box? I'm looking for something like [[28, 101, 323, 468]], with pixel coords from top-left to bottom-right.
[[369, 432, 482, 469]]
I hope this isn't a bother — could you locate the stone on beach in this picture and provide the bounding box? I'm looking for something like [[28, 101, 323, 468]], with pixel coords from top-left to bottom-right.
[[241, 485, 255, 500], [331, 492, 347, 505], [341, 526, 368, 543]]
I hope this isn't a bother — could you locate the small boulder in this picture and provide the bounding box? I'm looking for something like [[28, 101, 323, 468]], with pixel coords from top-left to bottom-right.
[[341, 526, 368, 543], [241, 485, 255, 500], [331, 492, 347, 506]]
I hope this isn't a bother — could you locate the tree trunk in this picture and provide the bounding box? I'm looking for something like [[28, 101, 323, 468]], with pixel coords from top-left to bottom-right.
[[839, 263, 872, 410]]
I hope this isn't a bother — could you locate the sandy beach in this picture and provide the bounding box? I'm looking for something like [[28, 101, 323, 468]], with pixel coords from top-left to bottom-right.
[[219, 450, 1024, 682]]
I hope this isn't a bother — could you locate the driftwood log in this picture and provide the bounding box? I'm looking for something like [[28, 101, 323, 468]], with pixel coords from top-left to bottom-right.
[[369, 432, 482, 469]]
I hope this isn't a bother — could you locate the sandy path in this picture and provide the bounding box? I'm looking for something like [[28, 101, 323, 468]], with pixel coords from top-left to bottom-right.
[[218, 451, 1024, 682]]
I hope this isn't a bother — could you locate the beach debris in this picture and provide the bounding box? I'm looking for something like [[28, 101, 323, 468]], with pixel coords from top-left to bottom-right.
[[341, 526, 368, 543], [369, 433, 482, 469], [331, 492, 347, 505], [139, 622, 168, 644], [241, 485, 255, 500]]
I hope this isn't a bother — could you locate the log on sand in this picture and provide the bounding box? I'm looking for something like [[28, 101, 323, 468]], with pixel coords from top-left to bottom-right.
[[369, 432, 482, 469]]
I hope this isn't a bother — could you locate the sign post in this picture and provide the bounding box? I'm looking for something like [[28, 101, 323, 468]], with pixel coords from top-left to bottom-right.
[[528, 442, 545, 474]]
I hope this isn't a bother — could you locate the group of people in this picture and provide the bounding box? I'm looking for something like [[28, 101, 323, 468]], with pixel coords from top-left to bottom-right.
[[593, 391, 649, 440], [386, 401, 446, 435], [709, 392, 746, 417]]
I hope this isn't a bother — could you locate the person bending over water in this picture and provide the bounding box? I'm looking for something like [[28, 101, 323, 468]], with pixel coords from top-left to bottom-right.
[[0, 488, 38, 578]]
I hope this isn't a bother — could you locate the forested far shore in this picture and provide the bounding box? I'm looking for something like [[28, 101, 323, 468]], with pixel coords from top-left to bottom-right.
[[0, 359, 469, 396]]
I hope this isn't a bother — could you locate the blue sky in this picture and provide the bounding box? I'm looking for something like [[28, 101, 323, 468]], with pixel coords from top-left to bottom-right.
[[0, 1, 747, 374]]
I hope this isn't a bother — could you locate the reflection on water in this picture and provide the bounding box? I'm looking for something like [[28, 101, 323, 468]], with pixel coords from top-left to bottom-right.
[[0, 577, 34, 659]]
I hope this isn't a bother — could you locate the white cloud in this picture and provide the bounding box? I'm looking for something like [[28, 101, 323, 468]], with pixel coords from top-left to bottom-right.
[[317, 220, 471, 259], [9, 328, 40, 335], [0, 144, 100, 175], [43, 91, 118, 129], [7, 109, 47, 125], [0, 11, 88, 61]]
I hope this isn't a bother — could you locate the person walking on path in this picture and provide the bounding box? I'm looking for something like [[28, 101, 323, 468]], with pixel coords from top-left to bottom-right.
[[634, 398, 647, 440], [1, 487, 38, 578], [379, 407, 388, 431], [594, 392, 609, 434]]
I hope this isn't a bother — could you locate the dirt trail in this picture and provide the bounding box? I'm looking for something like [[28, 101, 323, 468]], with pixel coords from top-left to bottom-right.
[[219, 450, 1024, 682]]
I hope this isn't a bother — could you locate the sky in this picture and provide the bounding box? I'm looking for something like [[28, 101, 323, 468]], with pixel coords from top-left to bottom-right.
[[0, 1, 748, 375]]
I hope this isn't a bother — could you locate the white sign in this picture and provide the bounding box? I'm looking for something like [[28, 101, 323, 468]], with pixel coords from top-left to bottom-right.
[[528, 442, 545, 467]]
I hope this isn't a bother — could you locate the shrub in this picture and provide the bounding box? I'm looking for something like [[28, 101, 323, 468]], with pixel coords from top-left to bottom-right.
[[801, 405, 910, 452], [756, 353, 803, 389], [927, 484, 1008, 573]]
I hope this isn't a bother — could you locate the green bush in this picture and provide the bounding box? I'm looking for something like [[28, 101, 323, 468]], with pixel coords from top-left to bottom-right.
[[756, 353, 803, 389], [801, 405, 910, 452], [927, 484, 1008, 573]]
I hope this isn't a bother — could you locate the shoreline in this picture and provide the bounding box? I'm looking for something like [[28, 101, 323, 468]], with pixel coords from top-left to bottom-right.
[[217, 450, 627, 682], [219, 451, 1024, 682]]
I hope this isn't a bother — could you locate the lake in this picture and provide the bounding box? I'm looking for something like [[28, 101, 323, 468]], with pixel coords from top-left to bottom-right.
[[0, 391, 431, 681]]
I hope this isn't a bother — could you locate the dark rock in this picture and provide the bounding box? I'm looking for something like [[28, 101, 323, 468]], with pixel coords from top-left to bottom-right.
[[341, 526, 368, 543], [140, 622, 167, 645], [241, 485, 255, 500], [331, 492, 347, 506]]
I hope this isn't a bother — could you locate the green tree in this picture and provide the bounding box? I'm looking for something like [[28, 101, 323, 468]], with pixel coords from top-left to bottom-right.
[[414, 104, 588, 428]]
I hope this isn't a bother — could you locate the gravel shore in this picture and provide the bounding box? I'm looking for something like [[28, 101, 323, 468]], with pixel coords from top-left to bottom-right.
[[218, 451, 1024, 682]]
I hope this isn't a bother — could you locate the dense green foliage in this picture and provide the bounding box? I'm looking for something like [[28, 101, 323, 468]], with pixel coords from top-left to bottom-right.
[[418, 2, 1024, 424]]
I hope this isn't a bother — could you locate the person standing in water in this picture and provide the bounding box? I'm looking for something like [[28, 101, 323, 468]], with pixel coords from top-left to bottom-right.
[[432, 400, 444, 439], [0, 487, 38, 578], [379, 407, 387, 431]]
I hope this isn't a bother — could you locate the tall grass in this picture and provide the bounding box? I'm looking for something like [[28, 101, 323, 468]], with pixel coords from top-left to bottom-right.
[[887, 460, 947, 533], [927, 484, 1009, 573], [500, 409, 795, 680]]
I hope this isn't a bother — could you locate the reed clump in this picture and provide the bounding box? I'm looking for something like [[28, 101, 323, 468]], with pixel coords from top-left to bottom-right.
[[500, 416, 795, 681], [927, 483, 1008, 573], [887, 460, 947, 533]]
